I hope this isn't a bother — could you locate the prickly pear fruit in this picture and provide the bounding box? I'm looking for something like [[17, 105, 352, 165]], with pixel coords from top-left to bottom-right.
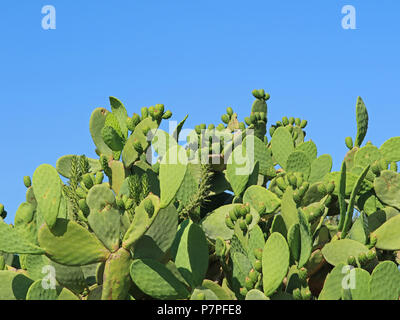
[[23, 176, 31, 188], [162, 110, 172, 119], [221, 114, 230, 124], [226, 107, 233, 116], [345, 136, 354, 150]]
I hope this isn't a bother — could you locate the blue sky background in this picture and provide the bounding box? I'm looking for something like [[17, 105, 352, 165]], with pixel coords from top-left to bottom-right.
[[1, 1, 399, 223]]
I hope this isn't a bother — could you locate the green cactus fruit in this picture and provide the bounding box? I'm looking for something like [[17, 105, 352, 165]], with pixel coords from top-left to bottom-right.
[[276, 177, 287, 191], [23, 176, 31, 188], [366, 249, 377, 261], [155, 103, 164, 114], [379, 158, 388, 171], [288, 117, 294, 125], [254, 259, 262, 273], [326, 181, 335, 194], [143, 198, 155, 217], [141, 107, 148, 119], [82, 173, 94, 189], [245, 276, 254, 291], [240, 287, 248, 296], [244, 117, 252, 126], [239, 219, 248, 232], [229, 209, 238, 222], [250, 114, 257, 124], [300, 119, 307, 128], [251, 89, 264, 99], [358, 252, 368, 265], [254, 248, 263, 261], [344, 136, 353, 150], [225, 216, 235, 229], [226, 107, 233, 116], [292, 288, 302, 300], [269, 126, 276, 137], [369, 261, 400, 300], [245, 213, 253, 225], [94, 172, 104, 185], [282, 116, 289, 126], [0, 204, 6, 219], [221, 114, 230, 124], [162, 110, 172, 119], [295, 118, 301, 126], [347, 255, 357, 266]]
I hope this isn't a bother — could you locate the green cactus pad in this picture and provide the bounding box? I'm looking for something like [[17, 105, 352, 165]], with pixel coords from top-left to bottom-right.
[[298, 210, 312, 267], [287, 223, 301, 262], [271, 127, 294, 169], [101, 247, 132, 300], [354, 96, 368, 147], [262, 232, 290, 297], [270, 214, 287, 238], [309, 154, 333, 184], [374, 170, 400, 210], [226, 145, 253, 196], [190, 288, 219, 300], [286, 150, 311, 179], [318, 263, 347, 300], [379, 136, 400, 162], [130, 259, 190, 299], [245, 289, 270, 300], [89, 108, 113, 157], [348, 268, 371, 300], [159, 144, 188, 208], [32, 164, 62, 229], [373, 214, 400, 250], [109, 160, 126, 195], [38, 218, 110, 266], [347, 213, 369, 245], [243, 185, 280, 215], [57, 287, 79, 300], [174, 221, 209, 288], [133, 204, 178, 261], [26, 280, 60, 300], [231, 251, 252, 297], [248, 225, 265, 266], [354, 144, 382, 169], [296, 140, 317, 162], [201, 279, 233, 300], [56, 155, 101, 179], [201, 204, 259, 240], [321, 239, 369, 266], [323, 171, 373, 197], [175, 163, 201, 207], [243, 135, 274, 176], [369, 261, 400, 300], [280, 187, 299, 231], [109, 97, 129, 139], [25, 254, 49, 281], [0, 271, 34, 300], [0, 220, 44, 254], [50, 261, 87, 294], [122, 194, 161, 249]]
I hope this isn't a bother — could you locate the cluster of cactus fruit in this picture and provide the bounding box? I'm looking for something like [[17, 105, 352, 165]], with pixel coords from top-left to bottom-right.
[[1, 90, 400, 300]]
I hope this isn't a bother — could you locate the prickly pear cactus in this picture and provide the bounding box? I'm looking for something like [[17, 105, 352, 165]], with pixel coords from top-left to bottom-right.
[[0, 91, 399, 300]]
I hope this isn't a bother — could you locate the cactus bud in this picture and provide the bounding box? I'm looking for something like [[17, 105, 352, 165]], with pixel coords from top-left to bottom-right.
[[345, 136, 354, 150], [254, 259, 262, 272], [155, 104, 165, 115], [288, 117, 294, 125], [298, 267, 308, 282], [249, 269, 259, 283], [162, 110, 172, 119], [301, 288, 312, 300], [366, 249, 377, 261], [317, 183, 327, 195], [245, 276, 254, 291], [244, 117, 252, 126], [131, 113, 141, 126], [300, 119, 308, 128], [226, 107, 233, 116], [82, 173, 94, 189], [269, 126, 276, 137], [276, 121, 283, 127], [287, 173, 297, 188], [141, 107, 148, 119], [229, 209, 238, 222], [276, 177, 287, 191], [282, 116, 289, 126], [23, 176, 31, 188], [347, 255, 356, 266], [239, 287, 248, 297], [133, 139, 143, 153], [221, 114, 230, 124], [252, 89, 264, 99], [95, 172, 104, 184], [292, 288, 302, 300], [295, 118, 301, 126], [253, 248, 263, 260], [0, 204, 6, 219], [358, 252, 368, 265], [143, 198, 154, 217], [326, 181, 335, 194], [239, 205, 248, 217], [264, 92, 270, 100], [126, 117, 136, 132], [78, 199, 90, 216], [239, 219, 248, 232], [245, 213, 253, 225], [379, 159, 388, 171], [225, 216, 235, 229]]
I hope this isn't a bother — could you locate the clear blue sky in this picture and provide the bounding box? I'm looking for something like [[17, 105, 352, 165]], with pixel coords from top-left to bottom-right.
[[1, 1, 399, 223]]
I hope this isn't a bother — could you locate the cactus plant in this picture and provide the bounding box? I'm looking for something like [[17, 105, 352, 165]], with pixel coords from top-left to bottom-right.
[[0, 91, 399, 300]]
